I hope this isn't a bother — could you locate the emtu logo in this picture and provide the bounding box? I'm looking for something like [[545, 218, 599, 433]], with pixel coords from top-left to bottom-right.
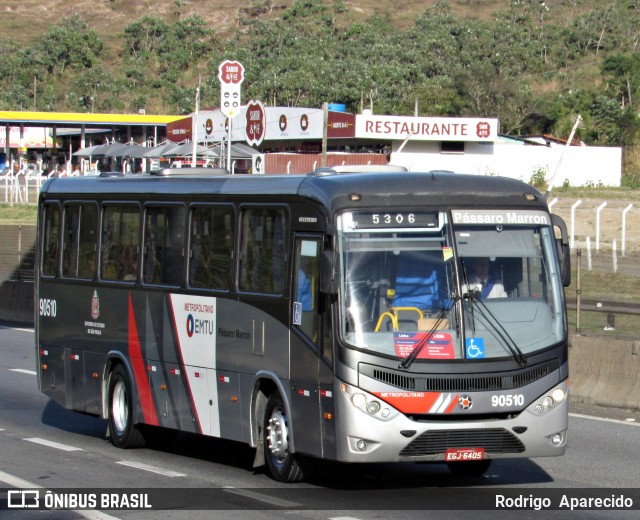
[[185, 313, 215, 337], [186, 314, 195, 338]]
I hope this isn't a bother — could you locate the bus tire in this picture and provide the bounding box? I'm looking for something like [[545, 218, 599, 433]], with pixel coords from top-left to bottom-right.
[[108, 364, 146, 449], [264, 393, 305, 483], [446, 459, 492, 477]]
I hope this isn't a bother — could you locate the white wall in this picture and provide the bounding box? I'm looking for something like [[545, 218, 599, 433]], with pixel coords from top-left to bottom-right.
[[390, 140, 622, 187]]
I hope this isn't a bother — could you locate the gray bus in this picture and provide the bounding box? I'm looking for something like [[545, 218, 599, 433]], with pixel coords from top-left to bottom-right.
[[35, 167, 571, 482]]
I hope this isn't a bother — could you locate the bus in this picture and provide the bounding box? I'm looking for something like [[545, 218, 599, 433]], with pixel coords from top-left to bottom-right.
[[35, 167, 571, 482]]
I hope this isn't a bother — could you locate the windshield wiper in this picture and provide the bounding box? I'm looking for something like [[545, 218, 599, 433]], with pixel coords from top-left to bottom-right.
[[399, 297, 457, 370], [464, 292, 528, 366], [460, 258, 527, 366]]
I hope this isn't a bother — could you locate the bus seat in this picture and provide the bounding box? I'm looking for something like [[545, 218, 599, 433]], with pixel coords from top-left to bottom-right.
[[392, 253, 440, 311]]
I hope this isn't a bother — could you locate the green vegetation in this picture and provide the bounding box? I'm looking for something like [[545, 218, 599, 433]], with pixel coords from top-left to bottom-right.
[[0, 204, 38, 223], [3, 0, 640, 183]]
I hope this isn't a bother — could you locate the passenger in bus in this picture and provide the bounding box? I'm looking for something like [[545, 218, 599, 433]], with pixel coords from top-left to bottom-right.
[[467, 257, 507, 298]]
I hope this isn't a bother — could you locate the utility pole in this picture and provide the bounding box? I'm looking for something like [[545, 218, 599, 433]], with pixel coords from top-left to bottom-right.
[[321, 102, 328, 167]]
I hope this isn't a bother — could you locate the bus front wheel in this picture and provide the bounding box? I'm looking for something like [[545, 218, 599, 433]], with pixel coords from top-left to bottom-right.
[[264, 393, 305, 483], [108, 364, 146, 449]]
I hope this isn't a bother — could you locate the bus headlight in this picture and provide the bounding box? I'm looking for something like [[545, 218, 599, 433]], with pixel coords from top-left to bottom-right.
[[531, 386, 567, 415], [366, 400, 381, 415], [341, 383, 398, 421], [352, 393, 366, 408]]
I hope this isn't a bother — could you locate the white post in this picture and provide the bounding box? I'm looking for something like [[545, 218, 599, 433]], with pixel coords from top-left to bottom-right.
[[570, 200, 582, 249], [612, 240, 618, 274], [586, 236, 592, 271], [227, 118, 232, 173], [595, 201, 607, 251], [621, 203, 633, 256], [548, 197, 558, 210]]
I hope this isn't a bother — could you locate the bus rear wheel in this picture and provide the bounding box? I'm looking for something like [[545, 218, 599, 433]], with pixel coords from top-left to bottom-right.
[[446, 459, 492, 477], [264, 393, 305, 483], [108, 364, 145, 449]]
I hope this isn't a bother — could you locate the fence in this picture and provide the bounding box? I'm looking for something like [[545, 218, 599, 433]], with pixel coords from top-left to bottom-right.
[[1, 174, 45, 205], [567, 248, 640, 338]]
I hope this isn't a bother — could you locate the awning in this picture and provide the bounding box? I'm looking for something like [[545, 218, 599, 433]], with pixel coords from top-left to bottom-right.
[[209, 142, 259, 159], [72, 143, 111, 157], [73, 142, 150, 158], [104, 143, 149, 158], [142, 141, 179, 158], [162, 142, 216, 157]]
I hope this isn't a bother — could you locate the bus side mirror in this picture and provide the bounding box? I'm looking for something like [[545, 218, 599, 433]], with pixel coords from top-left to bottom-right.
[[320, 249, 337, 294], [551, 214, 571, 287]]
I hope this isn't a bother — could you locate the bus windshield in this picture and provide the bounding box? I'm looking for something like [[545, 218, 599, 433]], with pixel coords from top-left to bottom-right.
[[337, 209, 566, 361]]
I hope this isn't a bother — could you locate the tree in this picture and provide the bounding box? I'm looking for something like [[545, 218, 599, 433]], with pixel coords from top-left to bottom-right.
[[36, 15, 103, 75]]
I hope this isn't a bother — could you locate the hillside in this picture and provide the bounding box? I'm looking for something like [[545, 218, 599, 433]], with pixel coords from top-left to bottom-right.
[[2, 0, 640, 185], [0, 0, 602, 43]]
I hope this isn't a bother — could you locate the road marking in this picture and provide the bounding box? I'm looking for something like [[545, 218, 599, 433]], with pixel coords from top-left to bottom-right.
[[24, 437, 83, 451], [115, 460, 186, 477], [222, 486, 302, 508], [570, 412, 640, 427], [10, 368, 37, 375], [0, 470, 121, 520]]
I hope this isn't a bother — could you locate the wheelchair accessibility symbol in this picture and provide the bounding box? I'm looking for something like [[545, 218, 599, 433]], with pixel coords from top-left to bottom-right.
[[466, 338, 485, 359]]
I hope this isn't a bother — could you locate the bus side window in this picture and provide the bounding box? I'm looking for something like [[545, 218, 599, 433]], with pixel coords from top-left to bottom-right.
[[143, 205, 185, 286], [239, 208, 287, 294], [62, 203, 97, 279], [293, 238, 320, 341], [42, 204, 60, 277], [189, 206, 234, 290], [101, 205, 140, 282]]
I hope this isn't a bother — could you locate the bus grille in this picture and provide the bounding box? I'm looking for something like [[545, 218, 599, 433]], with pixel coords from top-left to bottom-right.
[[399, 428, 525, 456], [362, 359, 558, 392]]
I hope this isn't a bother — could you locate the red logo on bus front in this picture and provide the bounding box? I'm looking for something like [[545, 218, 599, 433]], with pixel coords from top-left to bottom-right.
[[445, 447, 485, 461]]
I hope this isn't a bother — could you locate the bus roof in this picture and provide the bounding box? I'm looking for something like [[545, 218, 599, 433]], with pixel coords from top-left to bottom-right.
[[39, 170, 548, 213]]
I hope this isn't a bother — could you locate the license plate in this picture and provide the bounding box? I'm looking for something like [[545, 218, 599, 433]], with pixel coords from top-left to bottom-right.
[[444, 447, 485, 461]]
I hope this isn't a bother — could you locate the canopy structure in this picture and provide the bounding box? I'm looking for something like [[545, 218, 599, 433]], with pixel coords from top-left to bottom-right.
[[209, 142, 259, 159], [162, 142, 216, 157], [142, 141, 179, 158], [72, 143, 111, 157], [73, 142, 150, 158], [104, 143, 149, 158]]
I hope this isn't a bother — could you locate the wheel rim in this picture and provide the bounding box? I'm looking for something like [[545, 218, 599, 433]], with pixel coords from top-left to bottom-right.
[[111, 379, 128, 435], [266, 407, 289, 463]]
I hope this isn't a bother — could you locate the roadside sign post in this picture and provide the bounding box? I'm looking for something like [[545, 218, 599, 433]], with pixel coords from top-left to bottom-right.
[[218, 61, 245, 173]]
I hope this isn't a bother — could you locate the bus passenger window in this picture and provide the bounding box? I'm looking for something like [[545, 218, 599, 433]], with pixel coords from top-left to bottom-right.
[[42, 204, 60, 277], [189, 206, 234, 290], [143, 206, 186, 286], [101, 205, 140, 282], [62, 203, 97, 279], [239, 208, 287, 294]]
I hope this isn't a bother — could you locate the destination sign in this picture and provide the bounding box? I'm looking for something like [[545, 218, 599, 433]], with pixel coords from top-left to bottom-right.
[[451, 209, 550, 226], [352, 211, 438, 229]]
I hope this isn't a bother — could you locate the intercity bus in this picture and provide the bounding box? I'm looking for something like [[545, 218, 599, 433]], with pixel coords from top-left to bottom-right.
[[35, 167, 571, 482]]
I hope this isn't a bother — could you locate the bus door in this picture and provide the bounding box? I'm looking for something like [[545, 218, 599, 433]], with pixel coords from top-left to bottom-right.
[[290, 235, 334, 457]]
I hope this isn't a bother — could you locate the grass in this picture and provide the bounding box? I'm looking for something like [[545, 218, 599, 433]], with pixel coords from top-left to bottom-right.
[[0, 204, 37, 223]]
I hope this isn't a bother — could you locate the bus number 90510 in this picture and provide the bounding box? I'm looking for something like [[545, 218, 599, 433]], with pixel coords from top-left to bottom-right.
[[39, 298, 57, 317]]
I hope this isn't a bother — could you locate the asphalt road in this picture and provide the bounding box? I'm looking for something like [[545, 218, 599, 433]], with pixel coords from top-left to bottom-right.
[[1, 325, 640, 520]]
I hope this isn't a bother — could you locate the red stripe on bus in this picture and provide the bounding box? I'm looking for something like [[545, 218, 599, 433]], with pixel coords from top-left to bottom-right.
[[128, 294, 158, 426], [445, 394, 459, 414]]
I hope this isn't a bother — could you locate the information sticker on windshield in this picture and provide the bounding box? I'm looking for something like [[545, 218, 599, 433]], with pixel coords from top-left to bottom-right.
[[394, 332, 455, 359]]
